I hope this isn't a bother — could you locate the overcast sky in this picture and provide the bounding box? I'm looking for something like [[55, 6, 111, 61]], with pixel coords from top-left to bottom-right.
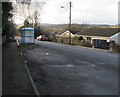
[[14, 0, 119, 25]]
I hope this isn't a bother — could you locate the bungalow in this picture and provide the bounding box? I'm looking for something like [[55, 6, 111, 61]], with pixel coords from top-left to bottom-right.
[[76, 28, 120, 43], [76, 28, 120, 49]]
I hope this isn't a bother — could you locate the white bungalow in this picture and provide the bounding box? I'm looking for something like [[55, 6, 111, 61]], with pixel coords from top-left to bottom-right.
[[110, 32, 120, 44]]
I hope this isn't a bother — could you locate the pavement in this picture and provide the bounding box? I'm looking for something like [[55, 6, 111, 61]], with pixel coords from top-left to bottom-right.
[[23, 40, 119, 96], [2, 42, 36, 96]]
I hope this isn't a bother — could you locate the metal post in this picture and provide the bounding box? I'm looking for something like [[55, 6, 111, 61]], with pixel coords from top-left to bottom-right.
[[33, 22, 34, 28], [69, 1, 72, 44], [118, 1, 120, 25]]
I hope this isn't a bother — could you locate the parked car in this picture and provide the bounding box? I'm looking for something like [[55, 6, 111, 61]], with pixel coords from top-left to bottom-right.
[[37, 35, 47, 41]]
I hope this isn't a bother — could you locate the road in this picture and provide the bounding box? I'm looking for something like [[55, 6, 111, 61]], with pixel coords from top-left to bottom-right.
[[23, 40, 119, 95]]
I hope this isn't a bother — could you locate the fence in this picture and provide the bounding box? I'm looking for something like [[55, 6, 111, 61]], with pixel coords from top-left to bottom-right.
[[109, 43, 120, 52], [52, 36, 92, 47], [51, 36, 120, 52]]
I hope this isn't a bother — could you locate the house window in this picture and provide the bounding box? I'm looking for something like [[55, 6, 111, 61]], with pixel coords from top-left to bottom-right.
[[87, 37, 91, 42]]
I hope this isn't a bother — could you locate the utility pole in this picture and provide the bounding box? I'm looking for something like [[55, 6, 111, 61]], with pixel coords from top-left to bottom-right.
[[118, 1, 120, 26], [61, 1, 72, 44], [69, 1, 72, 44], [69, 1, 72, 31]]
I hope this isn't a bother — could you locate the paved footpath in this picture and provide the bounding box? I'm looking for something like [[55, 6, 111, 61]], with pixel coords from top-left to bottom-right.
[[2, 42, 35, 96]]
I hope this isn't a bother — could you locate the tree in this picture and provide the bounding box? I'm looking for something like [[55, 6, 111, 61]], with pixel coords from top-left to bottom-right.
[[17, 1, 46, 38], [24, 19, 30, 26], [2, 2, 14, 41], [79, 36, 84, 40]]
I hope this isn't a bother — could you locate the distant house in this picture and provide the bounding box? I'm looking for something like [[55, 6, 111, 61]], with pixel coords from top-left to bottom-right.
[[51, 32, 57, 36], [55, 30, 77, 44]]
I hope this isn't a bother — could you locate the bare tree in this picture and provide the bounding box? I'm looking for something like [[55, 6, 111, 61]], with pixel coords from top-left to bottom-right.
[[14, 0, 45, 25]]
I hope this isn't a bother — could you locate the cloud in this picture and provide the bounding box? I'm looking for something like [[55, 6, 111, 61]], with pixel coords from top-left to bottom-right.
[[40, 0, 119, 24]]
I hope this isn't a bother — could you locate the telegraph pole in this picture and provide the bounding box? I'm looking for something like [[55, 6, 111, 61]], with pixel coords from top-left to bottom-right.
[[118, 1, 120, 26], [61, 1, 72, 44], [69, 1, 72, 31], [69, 1, 72, 44]]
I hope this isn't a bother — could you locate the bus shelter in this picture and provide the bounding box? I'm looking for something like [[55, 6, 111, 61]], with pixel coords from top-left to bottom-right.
[[21, 28, 34, 44]]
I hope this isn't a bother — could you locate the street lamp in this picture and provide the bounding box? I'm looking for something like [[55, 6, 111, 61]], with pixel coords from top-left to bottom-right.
[[61, 1, 72, 44]]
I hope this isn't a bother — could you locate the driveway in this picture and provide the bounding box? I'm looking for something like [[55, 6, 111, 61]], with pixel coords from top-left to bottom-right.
[[23, 40, 119, 95]]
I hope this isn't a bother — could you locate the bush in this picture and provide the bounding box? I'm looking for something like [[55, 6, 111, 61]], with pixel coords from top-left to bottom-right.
[[74, 36, 79, 40], [79, 36, 84, 40]]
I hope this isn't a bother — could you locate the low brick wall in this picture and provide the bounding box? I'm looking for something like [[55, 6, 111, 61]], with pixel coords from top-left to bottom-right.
[[54, 37, 92, 47], [71, 39, 82, 46], [110, 44, 120, 52], [52, 36, 120, 52]]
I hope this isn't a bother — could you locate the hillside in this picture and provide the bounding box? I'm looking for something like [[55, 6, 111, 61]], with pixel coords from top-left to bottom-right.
[[39, 23, 118, 36]]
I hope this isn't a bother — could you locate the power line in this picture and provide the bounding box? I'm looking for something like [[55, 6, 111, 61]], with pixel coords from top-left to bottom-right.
[[13, 16, 25, 22], [32, 0, 47, 16], [34, 0, 42, 10], [13, 15, 25, 20]]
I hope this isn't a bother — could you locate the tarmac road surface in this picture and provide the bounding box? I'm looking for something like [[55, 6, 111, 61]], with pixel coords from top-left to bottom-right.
[[23, 40, 119, 95]]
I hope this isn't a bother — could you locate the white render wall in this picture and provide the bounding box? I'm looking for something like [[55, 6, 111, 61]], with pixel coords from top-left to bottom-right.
[[110, 32, 120, 44]]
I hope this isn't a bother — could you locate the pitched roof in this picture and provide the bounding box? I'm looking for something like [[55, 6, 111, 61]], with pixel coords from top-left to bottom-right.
[[77, 28, 120, 37], [61, 30, 70, 36], [56, 30, 79, 35], [61, 30, 74, 37]]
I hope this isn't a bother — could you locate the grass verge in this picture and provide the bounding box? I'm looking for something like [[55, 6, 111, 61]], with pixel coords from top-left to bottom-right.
[[19, 44, 37, 51]]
